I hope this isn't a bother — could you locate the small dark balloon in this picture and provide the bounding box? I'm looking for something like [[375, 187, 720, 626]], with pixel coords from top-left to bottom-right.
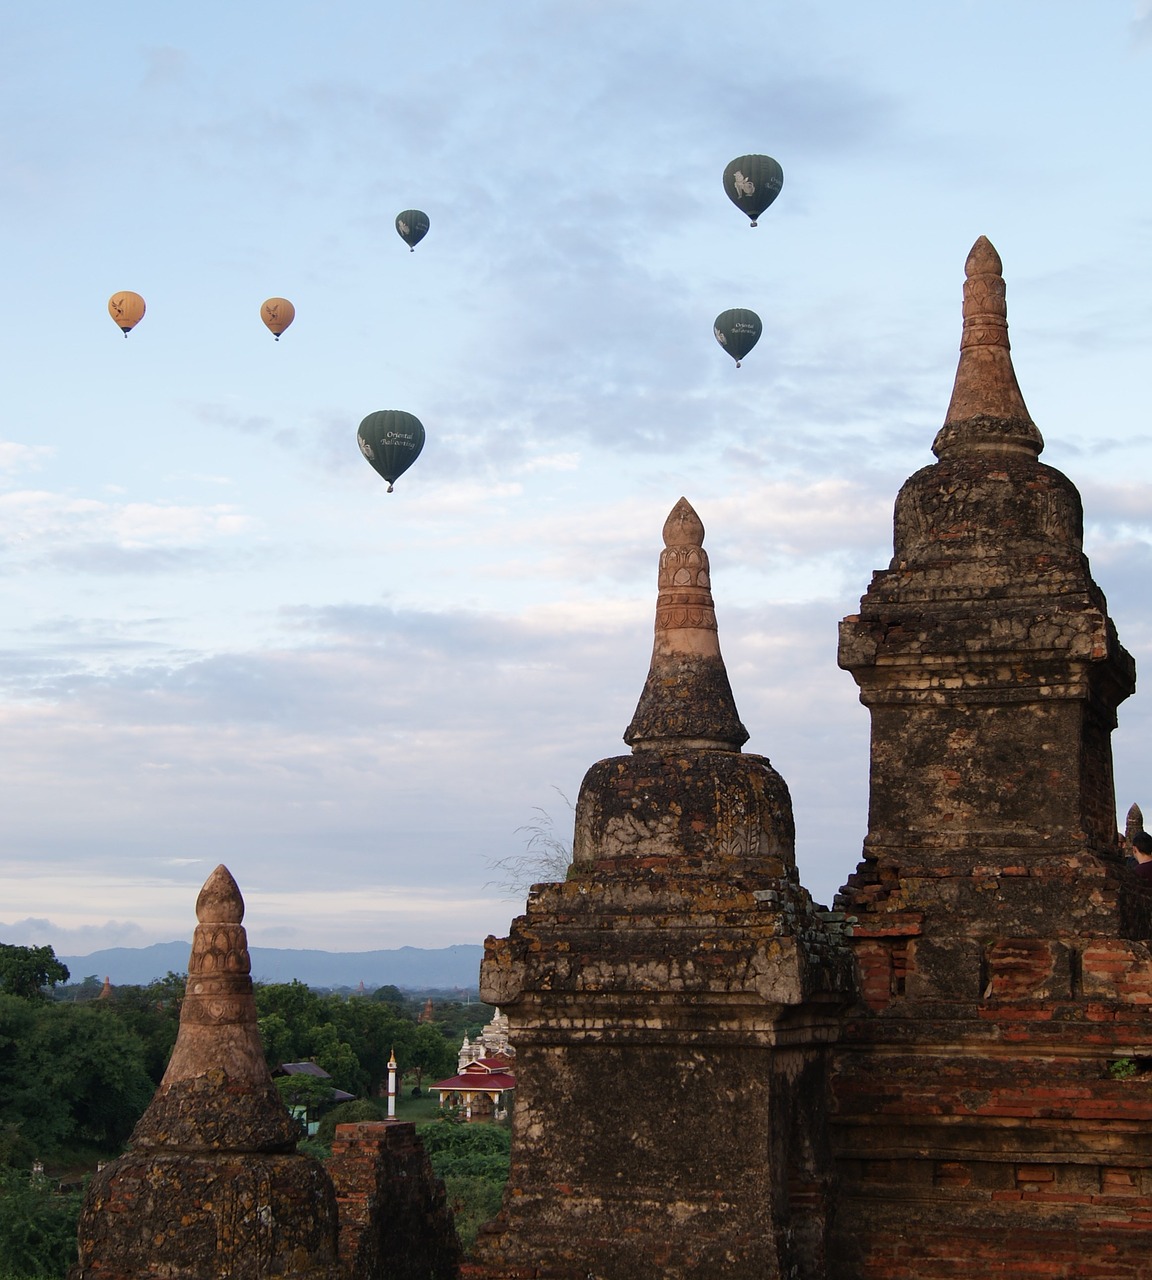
[[713, 308, 762, 368], [357, 411, 426, 492], [395, 210, 430, 252], [722, 155, 783, 227]]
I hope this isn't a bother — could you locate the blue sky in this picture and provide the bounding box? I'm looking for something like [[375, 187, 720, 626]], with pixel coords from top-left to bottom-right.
[[2, 1, 1151, 954]]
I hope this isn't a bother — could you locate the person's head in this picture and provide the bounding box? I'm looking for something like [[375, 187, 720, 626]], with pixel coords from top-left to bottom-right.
[[1133, 831, 1152, 860]]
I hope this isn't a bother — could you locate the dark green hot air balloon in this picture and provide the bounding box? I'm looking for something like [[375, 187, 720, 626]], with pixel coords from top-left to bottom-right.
[[357, 411, 426, 492], [722, 155, 784, 226], [395, 210, 430, 252], [714, 309, 762, 368]]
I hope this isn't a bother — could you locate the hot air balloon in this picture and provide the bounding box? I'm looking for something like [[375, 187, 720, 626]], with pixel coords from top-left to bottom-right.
[[395, 210, 429, 252], [357, 410, 426, 492], [260, 297, 295, 341], [722, 155, 784, 227], [108, 291, 146, 337], [714, 308, 762, 368]]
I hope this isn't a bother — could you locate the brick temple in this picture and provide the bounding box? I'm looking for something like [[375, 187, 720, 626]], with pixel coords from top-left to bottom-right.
[[71, 239, 1152, 1278], [471, 238, 1152, 1279]]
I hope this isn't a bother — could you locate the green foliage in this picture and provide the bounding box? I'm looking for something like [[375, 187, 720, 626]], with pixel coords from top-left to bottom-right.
[[309, 1022, 367, 1095], [53, 975, 104, 1002], [409, 1021, 457, 1089], [0, 1166, 83, 1277], [101, 974, 185, 1084], [418, 1120, 511, 1180], [257, 1012, 295, 1071], [275, 1073, 335, 1112], [0, 995, 154, 1156], [423, 999, 489, 1046], [369, 983, 407, 1008], [314, 1098, 385, 1146], [0, 945, 70, 1001], [253, 980, 457, 1100], [442, 1175, 505, 1253], [1109, 1057, 1139, 1080]]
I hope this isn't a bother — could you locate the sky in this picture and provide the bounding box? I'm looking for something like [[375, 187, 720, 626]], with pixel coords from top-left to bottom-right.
[[1, 1, 1151, 958]]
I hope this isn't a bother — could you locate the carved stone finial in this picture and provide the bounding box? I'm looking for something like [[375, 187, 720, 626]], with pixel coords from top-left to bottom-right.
[[72, 866, 344, 1280], [932, 236, 1044, 460], [624, 498, 748, 751], [195, 863, 244, 924], [130, 863, 298, 1151], [1126, 803, 1145, 842]]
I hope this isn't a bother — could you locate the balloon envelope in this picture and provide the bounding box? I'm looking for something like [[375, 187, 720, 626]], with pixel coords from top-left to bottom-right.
[[395, 210, 429, 251], [108, 291, 146, 337], [722, 155, 784, 226], [260, 297, 295, 340], [357, 411, 426, 492], [714, 308, 762, 367]]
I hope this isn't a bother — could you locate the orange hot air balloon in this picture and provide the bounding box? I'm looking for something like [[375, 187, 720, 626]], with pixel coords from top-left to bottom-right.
[[260, 297, 295, 341], [108, 291, 146, 337]]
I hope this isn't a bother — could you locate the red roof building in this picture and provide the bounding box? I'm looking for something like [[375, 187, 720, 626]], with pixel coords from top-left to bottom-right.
[[430, 1057, 515, 1122]]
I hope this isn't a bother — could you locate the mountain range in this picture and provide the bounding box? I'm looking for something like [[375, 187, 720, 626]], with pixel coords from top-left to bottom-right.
[[58, 942, 485, 991]]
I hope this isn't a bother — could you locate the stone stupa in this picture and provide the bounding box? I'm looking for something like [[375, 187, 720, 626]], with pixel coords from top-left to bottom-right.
[[71, 865, 344, 1280]]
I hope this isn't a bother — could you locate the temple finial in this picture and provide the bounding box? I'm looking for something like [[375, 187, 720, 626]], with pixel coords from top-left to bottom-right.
[[932, 236, 1044, 460], [131, 863, 298, 1151], [624, 498, 748, 751], [196, 863, 244, 924]]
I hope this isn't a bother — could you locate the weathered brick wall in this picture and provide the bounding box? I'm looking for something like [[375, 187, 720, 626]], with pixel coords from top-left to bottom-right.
[[468, 501, 856, 1280], [830, 238, 1152, 1279], [326, 1120, 461, 1280]]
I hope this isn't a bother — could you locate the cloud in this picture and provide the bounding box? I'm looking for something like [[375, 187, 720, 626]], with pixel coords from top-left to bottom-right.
[[0, 583, 870, 943], [0, 441, 53, 476], [0, 490, 256, 575], [0, 915, 154, 953]]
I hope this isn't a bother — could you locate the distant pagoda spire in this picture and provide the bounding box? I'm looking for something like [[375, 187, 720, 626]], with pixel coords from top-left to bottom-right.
[[932, 235, 1044, 460], [624, 497, 748, 751]]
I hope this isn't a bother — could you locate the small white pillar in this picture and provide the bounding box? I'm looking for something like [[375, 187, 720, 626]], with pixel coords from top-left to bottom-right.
[[387, 1047, 398, 1118]]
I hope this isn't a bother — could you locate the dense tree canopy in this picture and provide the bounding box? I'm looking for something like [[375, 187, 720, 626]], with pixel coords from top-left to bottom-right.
[[0, 944, 70, 1000], [0, 966, 483, 1172], [252, 981, 466, 1097], [0, 995, 155, 1156]]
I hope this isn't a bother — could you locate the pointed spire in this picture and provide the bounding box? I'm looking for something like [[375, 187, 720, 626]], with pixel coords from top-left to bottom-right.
[[1126, 803, 1145, 842], [624, 498, 748, 751], [932, 236, 1043, 460], [131, 864, 298, 1151]]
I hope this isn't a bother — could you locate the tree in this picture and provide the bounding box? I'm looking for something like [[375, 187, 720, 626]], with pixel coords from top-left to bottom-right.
[[106, 974, 185, 1084], [0, 1165, 83, 1276], [0, 944, 70, 1000], [309, 1022, 366, 1096], [327, 996, 414, 1097], [0, 995, 154, 1156], [274, 1073, 335, 1114], [408, 1022, 457, 1091]]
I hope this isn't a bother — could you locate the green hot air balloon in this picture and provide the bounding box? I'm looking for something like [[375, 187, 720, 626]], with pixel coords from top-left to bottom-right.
[[357, 411, 426, 492], [714, 309, 762, 368], [722, 155, 784, 227], [395, 210, 430, 252]]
